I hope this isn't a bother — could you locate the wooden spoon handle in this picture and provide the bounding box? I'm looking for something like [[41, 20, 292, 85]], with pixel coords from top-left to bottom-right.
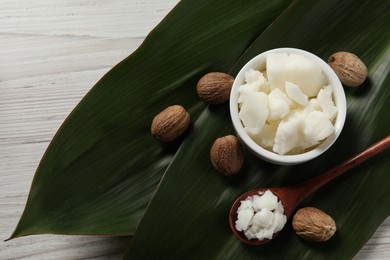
[[296, 135, 390, 200]]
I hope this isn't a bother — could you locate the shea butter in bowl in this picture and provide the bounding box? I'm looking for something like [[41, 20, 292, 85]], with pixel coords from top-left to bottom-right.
[[230, 48, 346, 165]]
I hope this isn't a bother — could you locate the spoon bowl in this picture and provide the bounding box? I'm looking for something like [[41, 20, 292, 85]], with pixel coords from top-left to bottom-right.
[[229, 187, 292, 245], [229, 135, 390, 245]]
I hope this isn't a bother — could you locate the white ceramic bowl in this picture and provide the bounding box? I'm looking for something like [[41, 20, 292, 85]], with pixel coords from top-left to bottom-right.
[[230, 48, 346, 165]]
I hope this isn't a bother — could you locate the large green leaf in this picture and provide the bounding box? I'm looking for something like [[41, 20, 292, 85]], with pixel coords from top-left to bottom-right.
[[125, 0, 390, 258], [10, 0, 294, 239]]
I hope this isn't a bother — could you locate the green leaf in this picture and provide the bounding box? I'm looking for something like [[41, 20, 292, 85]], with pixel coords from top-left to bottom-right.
[[10, 0, 294, 239], [125, 0, 390, 258]]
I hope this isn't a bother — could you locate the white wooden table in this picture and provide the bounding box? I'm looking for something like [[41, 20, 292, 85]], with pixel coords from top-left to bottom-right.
[[0, 1, 388, 259]]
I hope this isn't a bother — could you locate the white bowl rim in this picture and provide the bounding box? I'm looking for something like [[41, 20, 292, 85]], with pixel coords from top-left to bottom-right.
[[229, 47, 347, 165]]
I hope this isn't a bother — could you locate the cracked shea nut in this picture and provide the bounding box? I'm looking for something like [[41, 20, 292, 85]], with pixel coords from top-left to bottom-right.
[[292, 207, 336, 242], [151, 105, 190, 142], [197, 72, 234, 104], [210, 135, 244, 176], [328, 52, 368, 87]]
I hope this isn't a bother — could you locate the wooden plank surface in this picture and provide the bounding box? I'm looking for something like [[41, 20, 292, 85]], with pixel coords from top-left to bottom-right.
[[0, 1, 388, 259]]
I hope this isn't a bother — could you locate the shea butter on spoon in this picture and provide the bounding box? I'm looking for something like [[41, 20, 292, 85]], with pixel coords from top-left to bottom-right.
[[230, 136, 390, 245], [235, 190, 287, 241], [237, 52, 338, 155]]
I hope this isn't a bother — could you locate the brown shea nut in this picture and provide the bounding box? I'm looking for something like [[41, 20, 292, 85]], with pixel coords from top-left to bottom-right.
[[151, 105, 190, 142], [327, 52, 368, 87], [292, 207, 337, 242], [210, 135, 244, 176], [197, 72, 234, 104]]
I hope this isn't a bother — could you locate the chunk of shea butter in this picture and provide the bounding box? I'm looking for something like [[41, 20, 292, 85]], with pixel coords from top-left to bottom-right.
[[267, 53, 325, 97], [245, 69, 269, 93], [317, 85, 337, 120], [237, 82, 260, 104], [252, 208, 274, 227], [235, 190, 287, 240], [238, 69, 270, 104], [236, 208, 254, 231], [285, 81, 308, 106], [303, 111, 335, 143], [248, 122, 278, 148], [252, 189, 279, 211], [268, 88, 292, 121], [305, 98, 321, 113], [273, 110, 305, 155], [239, 92, 268, 135]]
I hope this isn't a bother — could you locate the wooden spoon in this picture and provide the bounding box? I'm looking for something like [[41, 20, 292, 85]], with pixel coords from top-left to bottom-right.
[[229, 135, 390, 245]]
